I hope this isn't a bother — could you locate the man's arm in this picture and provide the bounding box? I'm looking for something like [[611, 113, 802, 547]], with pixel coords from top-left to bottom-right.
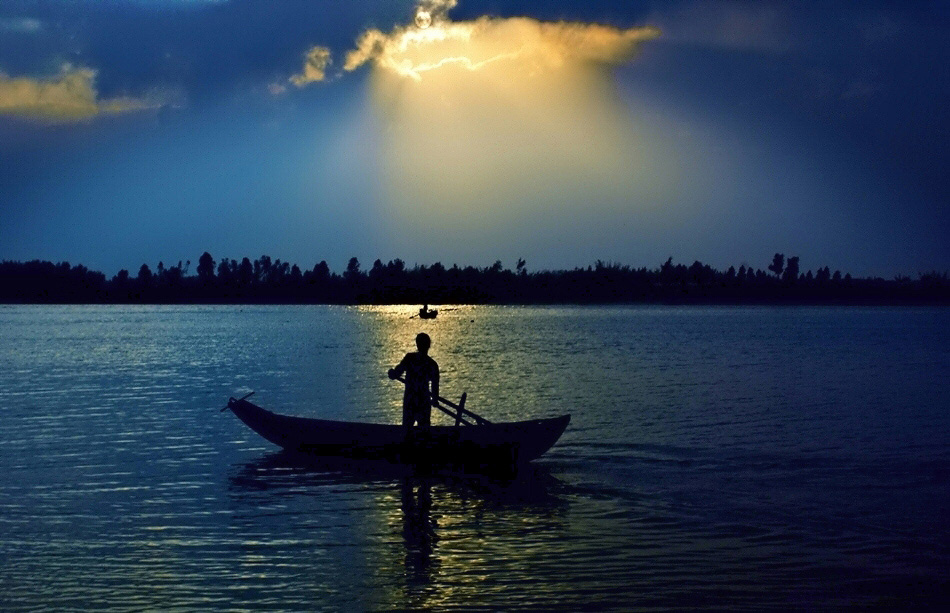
[[388, 354, 408, 380]]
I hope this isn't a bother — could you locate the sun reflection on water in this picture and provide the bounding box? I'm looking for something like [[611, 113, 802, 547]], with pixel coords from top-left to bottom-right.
[[4, 306, 941, 609], [360, 304, 482, 423]]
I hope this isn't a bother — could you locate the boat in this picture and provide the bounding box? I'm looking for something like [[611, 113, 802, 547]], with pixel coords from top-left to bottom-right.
[[418, 306, 437, 319], [223, 393, 570, 471]]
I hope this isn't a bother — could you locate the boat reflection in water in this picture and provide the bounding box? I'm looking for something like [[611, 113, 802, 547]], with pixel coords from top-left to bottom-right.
[[228, 452, 569, 609]]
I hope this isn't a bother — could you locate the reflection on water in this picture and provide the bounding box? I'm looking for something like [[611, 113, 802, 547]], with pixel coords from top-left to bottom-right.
[[227, 451, 569, 610], [400, 479, 439, 595], [0, 305, 948, 609]]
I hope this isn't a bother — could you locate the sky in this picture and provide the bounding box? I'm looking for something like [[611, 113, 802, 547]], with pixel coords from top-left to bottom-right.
[[0, 0, 947, 278]]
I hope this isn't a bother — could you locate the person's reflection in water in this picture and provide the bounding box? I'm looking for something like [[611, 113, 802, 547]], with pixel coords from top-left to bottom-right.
[[401, 478, 440, 590]]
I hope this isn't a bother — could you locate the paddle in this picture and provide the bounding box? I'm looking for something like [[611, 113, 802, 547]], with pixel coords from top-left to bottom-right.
[[390, 375, 491, 425]]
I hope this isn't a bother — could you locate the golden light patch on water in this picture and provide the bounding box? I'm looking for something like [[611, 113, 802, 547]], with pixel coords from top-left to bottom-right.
[[359, 304, 480, 422], [1, 305, 946, 609]]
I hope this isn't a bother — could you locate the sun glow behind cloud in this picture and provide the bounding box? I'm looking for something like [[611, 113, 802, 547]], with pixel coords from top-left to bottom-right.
[[296, 2, 668, 257], [342, 15, 660, 81]]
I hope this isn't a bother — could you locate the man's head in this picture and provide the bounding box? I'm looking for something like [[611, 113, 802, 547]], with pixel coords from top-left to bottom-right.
[[416, 332, 431, 354]]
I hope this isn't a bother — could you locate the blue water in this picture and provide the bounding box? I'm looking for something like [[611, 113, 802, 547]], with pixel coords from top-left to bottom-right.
[[0, 305, 947, 610]]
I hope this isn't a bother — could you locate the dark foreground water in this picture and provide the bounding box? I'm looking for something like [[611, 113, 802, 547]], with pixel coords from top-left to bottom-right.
[[0, 305, 947, 611]]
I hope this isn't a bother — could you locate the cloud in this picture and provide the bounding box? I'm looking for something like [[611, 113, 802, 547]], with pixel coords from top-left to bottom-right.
[[0, 17, 43, 34], [290, 46, 332, 86], [413, 0, 457, 27], [341, 16, 659, 81], [291, 3, 659, 85], [291, 1, 667, 254], [0, 66, 172, 121]]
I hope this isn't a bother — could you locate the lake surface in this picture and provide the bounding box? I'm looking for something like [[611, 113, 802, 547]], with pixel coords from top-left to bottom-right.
[[0, 305, 947, 610]]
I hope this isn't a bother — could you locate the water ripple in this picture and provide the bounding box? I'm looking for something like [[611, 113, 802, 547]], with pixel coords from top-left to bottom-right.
[[0, 305, 947, 610]]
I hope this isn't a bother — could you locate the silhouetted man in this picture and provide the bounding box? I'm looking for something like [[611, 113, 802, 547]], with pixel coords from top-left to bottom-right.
[[389, 333, 440, 432]]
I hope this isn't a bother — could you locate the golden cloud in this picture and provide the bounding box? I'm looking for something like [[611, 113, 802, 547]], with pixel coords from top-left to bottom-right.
[[415, 0, 457, 24], [0, 66, 170, 121], [341, 17, 659, 81], [290, 46, 332, 86], [291, 2, 668, 251]]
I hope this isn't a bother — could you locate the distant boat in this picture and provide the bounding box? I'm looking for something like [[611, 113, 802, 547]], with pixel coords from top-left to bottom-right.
[[418, 306, 437, 319], [224, 395, 570, 471]]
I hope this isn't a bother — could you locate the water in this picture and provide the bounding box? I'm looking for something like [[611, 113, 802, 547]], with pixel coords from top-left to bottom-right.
[[0, 305, 947, 610]]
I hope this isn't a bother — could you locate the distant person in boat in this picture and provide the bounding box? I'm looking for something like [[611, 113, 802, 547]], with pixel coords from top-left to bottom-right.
[[419, 304, 435, 318], [388, 333, 440, 432]]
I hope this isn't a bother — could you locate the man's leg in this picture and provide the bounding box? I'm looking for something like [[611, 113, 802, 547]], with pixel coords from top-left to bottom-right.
[[416, 405, 431, 430]]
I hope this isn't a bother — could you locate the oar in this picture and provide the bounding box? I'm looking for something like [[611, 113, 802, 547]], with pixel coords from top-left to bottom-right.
[[391, 375, 490, 425]]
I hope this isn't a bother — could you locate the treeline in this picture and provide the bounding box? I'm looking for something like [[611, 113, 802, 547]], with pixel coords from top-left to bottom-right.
[[0, 252, 947, 305]]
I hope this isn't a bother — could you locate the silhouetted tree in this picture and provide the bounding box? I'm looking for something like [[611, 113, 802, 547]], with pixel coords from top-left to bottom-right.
[[238, 257, 253, 286], [268, 259, 289, 285], [254, 255, 271, 283], [217, 258, 234, 284], [197, 252, 215, 281], [165, 262, 184, 288], [783, 256, 800, 283], [344, 257, 361, 282], [312, 261, 330, 281], [2, 252, 947, 305], [768, 253, 785, 277], [137, 264, 153, 286]]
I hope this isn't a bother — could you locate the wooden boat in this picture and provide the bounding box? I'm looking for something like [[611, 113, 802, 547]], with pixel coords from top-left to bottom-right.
[[224, 393, 570, 470], [418, 307, 437, 319]]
